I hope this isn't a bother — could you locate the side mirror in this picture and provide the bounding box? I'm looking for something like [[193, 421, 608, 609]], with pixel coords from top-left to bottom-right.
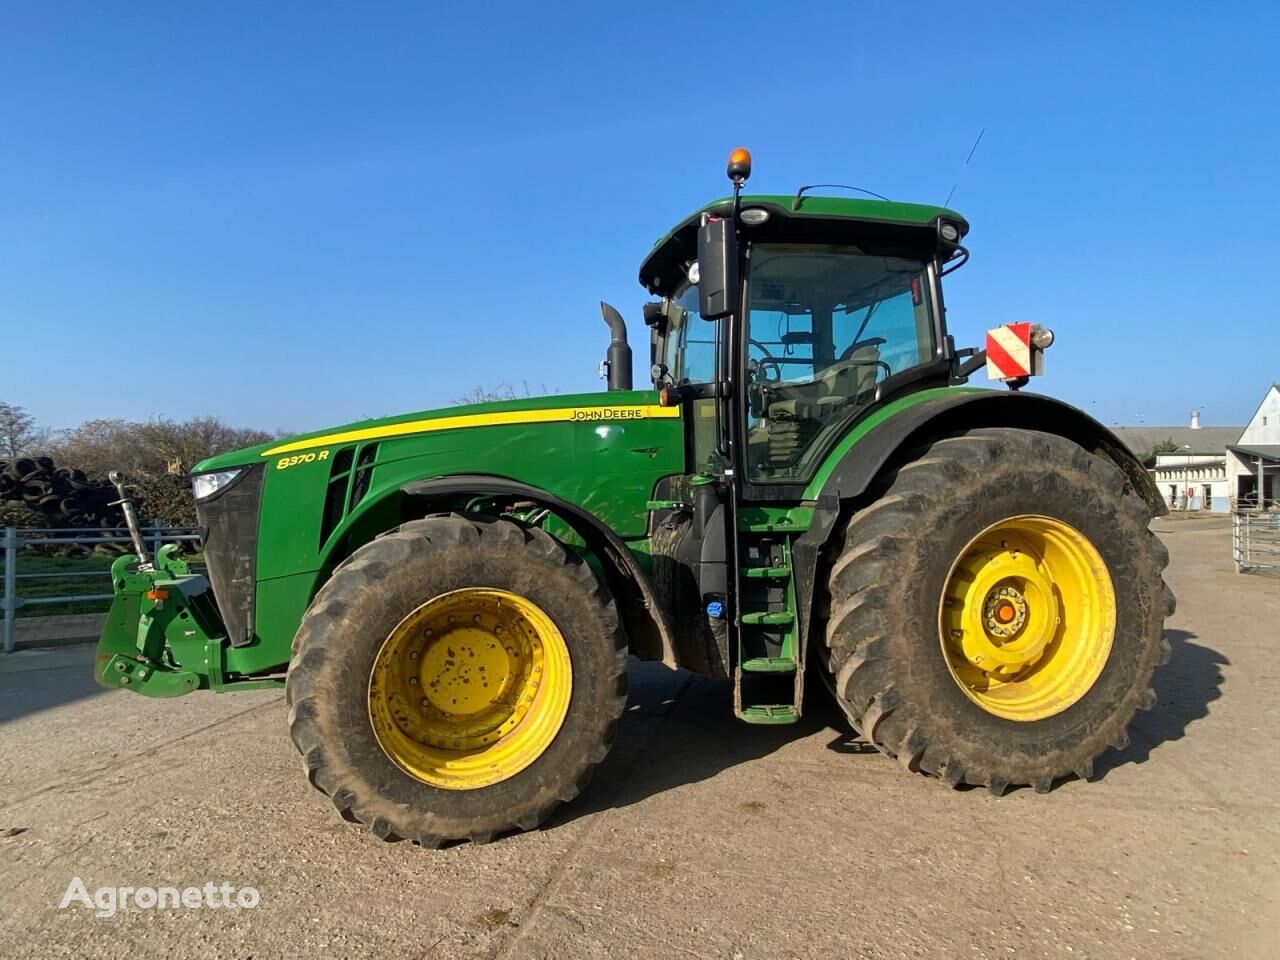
[[696, 218, 739, 320]]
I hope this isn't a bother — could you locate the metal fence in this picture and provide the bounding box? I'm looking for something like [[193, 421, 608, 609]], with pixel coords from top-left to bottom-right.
[[1, 525, 201, 653], [1232, 511, 1280, 574]]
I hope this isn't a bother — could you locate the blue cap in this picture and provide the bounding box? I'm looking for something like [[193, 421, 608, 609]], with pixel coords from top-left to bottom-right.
[[706, 600, 725, 619]]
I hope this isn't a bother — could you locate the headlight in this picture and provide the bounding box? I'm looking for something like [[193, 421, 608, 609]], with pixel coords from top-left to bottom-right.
[[192, 469, 244, 501]]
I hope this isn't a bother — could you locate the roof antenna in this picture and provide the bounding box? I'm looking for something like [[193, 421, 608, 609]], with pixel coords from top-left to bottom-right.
[[943, 127, 985, 207]]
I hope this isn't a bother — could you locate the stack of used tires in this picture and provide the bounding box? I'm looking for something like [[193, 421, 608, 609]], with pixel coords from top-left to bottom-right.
[[0, 457, 124, 529]]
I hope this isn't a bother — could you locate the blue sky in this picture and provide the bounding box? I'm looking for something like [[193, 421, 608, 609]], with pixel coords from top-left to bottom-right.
[[1, 1, 1276, 434]]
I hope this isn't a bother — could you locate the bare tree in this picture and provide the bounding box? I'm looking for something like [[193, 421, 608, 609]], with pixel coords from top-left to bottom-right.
[[48, 417, 275, 478], [0, 401, 48, 457], [451, 381, 560, 406]]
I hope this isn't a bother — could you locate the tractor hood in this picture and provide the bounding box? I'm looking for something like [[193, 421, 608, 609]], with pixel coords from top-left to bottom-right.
[[194, 387, 685, 594], [193, 390, 676, 474]]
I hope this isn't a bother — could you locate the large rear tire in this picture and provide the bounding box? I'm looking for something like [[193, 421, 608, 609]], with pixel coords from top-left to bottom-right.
[[286, 515, 627, 845], [822, 428, 1173, 794]]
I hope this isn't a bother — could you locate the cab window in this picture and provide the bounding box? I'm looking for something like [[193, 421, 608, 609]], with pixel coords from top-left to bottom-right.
[[661, 280, 723, 474], [662, 282, 716, 384], [745, 244, 937, 483]]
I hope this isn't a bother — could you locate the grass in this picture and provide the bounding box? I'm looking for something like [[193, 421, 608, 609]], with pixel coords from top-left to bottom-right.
[[2, 550, 205, 618]]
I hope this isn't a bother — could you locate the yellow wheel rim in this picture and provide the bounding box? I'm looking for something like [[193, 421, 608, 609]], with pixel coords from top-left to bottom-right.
[[938, 516, 1116, 722], [368, 588, 572, 790]]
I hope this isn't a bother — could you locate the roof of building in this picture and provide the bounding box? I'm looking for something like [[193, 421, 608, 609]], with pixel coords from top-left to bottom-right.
[[1152, 458, 1225, 472], [1109, 426, 1243, 456], [1228, 443, 1280, 462]]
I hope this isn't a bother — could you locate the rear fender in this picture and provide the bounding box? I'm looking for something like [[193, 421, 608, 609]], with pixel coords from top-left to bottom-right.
[[792, 390, 1165, 676]]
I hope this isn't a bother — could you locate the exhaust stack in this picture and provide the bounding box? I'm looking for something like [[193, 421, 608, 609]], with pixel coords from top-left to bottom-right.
[[600, 302, 633, 391]]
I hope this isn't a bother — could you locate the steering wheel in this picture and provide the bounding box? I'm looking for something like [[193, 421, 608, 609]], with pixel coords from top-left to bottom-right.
[[749, 339, 783, 382]]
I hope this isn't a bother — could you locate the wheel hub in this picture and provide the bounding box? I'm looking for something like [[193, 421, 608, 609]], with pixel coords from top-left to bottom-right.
[[983, 585, 1028, 638], [368, 588, 572, 789], [938, 516, 1116, 721]]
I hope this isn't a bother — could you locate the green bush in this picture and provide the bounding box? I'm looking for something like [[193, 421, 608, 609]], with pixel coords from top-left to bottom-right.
[[130, 473, 198, 527]]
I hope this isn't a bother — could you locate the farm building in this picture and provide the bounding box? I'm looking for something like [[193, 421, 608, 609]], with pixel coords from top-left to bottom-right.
[[1228, 383, 1280, 509], [1110, 413, 1242, 513]]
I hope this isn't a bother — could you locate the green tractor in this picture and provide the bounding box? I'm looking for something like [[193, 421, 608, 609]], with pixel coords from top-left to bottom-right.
[[97, 149, 1173, 845]]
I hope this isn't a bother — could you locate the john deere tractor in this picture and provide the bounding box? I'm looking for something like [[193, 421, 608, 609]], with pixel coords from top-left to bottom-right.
[[98, 149, 1173, 845]]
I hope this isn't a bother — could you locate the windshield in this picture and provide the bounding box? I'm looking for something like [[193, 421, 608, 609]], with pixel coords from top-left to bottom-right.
[[745, 243, 937, 483]]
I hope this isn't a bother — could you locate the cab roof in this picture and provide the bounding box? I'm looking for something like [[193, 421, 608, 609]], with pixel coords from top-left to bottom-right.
[[638, 194, 969, 296]]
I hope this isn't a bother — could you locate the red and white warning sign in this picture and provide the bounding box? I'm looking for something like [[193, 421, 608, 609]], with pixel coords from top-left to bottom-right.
[[986, 322, 1039, 381]]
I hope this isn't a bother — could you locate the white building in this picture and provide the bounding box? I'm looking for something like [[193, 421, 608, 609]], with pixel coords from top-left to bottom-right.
[[1111, 415, 1242, 513], [1227, 384, 1280, 509], [1152, 449, 1232, 512]]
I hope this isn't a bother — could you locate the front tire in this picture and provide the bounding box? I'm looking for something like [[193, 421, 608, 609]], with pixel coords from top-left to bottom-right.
[[286, 515, 627, 845], [823, 428, 1174, 794]]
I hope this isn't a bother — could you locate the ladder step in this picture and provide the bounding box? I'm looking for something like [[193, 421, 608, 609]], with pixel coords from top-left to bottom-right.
[[738, 522, 801, 533], [740, 611, 795, 626], [740, 704, 800, 724], [740, 565, 791, 579], [741, 657, 797, 673]]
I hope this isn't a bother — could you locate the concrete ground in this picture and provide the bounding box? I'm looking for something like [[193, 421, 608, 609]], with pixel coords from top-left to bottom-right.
[[0, 517, 1275, 959], [10, 612, 108, 650]]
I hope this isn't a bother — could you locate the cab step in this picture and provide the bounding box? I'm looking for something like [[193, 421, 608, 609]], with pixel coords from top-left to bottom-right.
[[740, 611, 794, 626], [740, 565, 791, 579], [734, 526, 803, 724], [740, 704, 800, 724]]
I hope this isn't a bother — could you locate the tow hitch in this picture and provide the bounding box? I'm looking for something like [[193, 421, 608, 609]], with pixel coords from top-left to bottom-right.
[[94, 474, 280, 698]]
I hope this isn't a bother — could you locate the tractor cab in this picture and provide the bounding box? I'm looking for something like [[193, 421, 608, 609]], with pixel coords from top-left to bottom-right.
[[638, 152, 970, 499], [630, 151, 1064, 723]]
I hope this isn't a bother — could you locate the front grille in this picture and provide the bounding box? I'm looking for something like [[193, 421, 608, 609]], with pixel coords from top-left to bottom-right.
[[195, 463, 264, 647]]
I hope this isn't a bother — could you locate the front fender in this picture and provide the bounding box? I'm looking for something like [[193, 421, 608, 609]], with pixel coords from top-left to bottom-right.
[[402, 474, 678, 667]]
